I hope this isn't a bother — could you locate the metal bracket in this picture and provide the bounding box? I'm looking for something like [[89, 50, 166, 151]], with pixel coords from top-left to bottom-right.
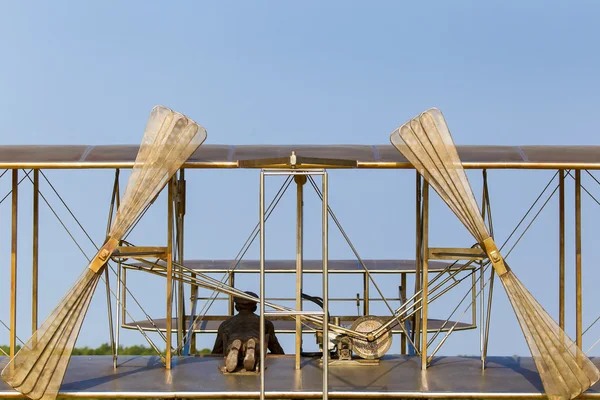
[[112, 246, 168, 260], [239, 152, 357, 169], [428, 247, 487, 260]]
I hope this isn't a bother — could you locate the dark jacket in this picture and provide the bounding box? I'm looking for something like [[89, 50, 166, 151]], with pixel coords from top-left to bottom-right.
[[211, 310, 285, 355]]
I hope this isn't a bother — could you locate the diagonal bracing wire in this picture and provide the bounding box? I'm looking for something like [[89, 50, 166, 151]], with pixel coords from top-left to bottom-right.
[[499, 170, 560, 254], [567, 170, 600, 207], [0, 169, 33, 205], [0, 319, 26, 347], [503, 184, 560, 260]]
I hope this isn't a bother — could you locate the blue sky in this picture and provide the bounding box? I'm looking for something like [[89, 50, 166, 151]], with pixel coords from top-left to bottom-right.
[[1, 1, 600, 358]]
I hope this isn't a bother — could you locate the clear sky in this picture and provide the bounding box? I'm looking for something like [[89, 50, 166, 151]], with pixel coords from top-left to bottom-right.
[[1, 1, 600, 358]]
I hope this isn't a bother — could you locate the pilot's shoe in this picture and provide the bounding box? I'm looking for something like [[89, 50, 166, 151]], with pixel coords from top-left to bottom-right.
[[244, 338, 256, 371], [226, 339, 242, 372]]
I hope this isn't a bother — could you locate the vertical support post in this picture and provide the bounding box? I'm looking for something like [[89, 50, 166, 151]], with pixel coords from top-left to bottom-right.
[[176, 169, 186, 355], [228, 273, 235, 316], [121, 267, 127, 325], [475, 268, 480, 334], [32, 169, 39, 335], [191, 273, 198, 354], [400, 273, 407, 354], [259, 171, 266, 400], [414, 172, 422, 352], [575, 169, 582, 349], [363, 272, 369, 315], [322, 171, 329, 400], [105, 266, 116, 368], [116, 261, 122, 361], [190, 176, 198, 355], [295, 175, 306, 370], [480, 261, 491, 370], [483, 268, 495, 363], [421, 180, 429, 370], [10, 169, 18, 359], [559, 169, 565, 330], [166, 178, 174, 369]]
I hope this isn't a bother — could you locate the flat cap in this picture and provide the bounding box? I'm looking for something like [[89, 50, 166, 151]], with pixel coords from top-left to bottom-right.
[[234, 291, 258, 306]]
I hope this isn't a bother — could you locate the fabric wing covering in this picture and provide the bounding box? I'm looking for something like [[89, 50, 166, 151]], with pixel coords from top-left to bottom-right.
[[1, 105, 207, 400], [390, 107, 600, 400]]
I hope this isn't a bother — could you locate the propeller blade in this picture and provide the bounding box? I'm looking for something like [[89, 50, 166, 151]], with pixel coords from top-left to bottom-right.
[[1, 105, 207, 400], [390, 108, 599, 400]]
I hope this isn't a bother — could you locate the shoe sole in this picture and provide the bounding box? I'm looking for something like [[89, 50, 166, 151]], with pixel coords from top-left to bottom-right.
[[226, 339, 242, 372], [244, 339, 256, 371]]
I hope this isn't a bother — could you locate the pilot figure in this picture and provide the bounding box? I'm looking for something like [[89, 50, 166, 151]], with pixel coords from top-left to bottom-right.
[[211, 291, 285, 372]]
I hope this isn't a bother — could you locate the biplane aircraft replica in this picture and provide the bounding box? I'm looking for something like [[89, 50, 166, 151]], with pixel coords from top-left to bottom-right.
[[2, 105, 600, 400]]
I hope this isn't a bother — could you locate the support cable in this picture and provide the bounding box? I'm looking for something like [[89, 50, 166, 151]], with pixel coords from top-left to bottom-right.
[[585, 170, 600, 188], [0, 319, 26, 346], [499, 170, 559, 253], [41, 171, 98, 247], [503, 183, 560, 259], [0, 169, 33, 205], [566, 171, 600, 207]]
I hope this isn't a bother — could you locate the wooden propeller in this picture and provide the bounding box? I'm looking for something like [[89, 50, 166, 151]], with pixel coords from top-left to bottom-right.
[[1, 105, 207, 400], [390, 108, 599, 400]]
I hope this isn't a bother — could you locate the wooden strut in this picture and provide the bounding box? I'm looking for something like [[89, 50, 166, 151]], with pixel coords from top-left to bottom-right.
[[10, 169, 18, 359], [166, 178, 174, 369], [32, 169, 39, 336], [176, 169, 186, 355], [559, 169, 565, 330], [575, 170, 582, 350], [421, 180, 429, 370], [413, 172, 422, 354]]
